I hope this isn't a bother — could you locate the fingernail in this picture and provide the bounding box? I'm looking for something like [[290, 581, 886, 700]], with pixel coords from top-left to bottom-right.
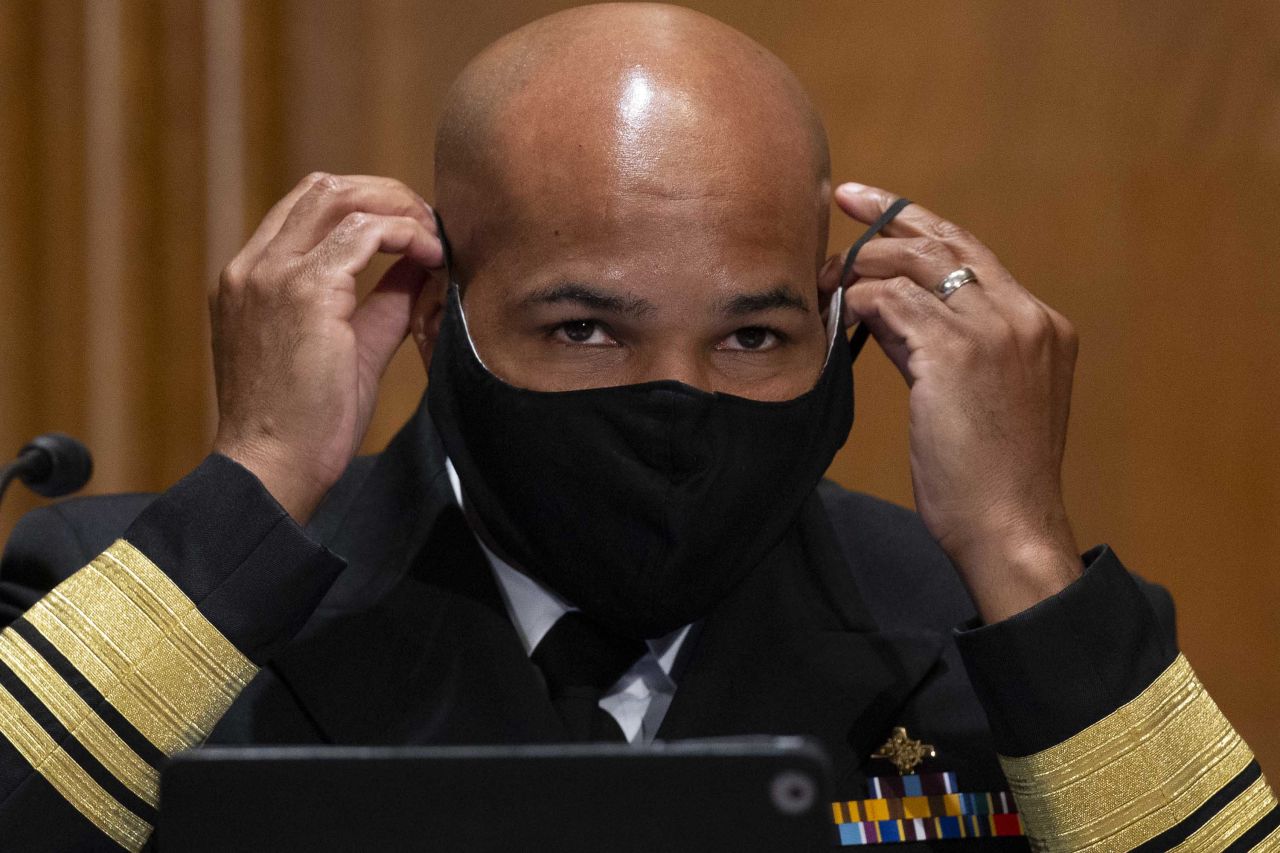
[[836, 182, 868, 199]]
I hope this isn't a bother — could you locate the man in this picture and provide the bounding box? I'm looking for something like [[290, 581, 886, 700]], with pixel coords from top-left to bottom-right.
[[0, 4, 1273, 850]]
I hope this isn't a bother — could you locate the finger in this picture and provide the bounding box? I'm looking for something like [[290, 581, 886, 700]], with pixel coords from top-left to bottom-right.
[[844, 276, 954, 343], [308, 213, 443, 280], [351, 257, 431, 385], [270, 174, 436, 256], [857, 314, 913, 381], [833, 183, 999, 269], [844, 277, 951, 385], [849, 236, 993, 313], [852, 236, 1064, 366], [242, 172, 329, 260], [218, 172, 330, 294]]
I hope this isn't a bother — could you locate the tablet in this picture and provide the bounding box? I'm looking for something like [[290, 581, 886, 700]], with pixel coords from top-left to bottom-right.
[[157, 737, 832, 851]]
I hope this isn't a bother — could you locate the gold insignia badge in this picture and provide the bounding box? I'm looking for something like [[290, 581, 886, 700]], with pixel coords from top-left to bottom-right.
[[871, 726, 936, 774]]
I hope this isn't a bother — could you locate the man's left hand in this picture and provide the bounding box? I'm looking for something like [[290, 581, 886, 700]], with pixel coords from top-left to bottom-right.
[[826, 182, 1082, 623]]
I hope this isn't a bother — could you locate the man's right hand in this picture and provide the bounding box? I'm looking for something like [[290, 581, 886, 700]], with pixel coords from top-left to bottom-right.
[[211, 173, 445, 523]]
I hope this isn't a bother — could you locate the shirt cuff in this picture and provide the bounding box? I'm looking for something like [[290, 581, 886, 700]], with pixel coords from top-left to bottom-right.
[[122, 453, 345, 664], [955, 545, 1178, 757]]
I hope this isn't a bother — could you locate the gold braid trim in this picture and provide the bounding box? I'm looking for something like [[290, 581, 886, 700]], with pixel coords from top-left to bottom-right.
[[0, 627, 158, 806], [0, 682, 150, 851], [1255, 822, 1280, 851], [1169, 774, 1277, 851], [23, 539, 258, 755], [999, 654, 1261, 852]]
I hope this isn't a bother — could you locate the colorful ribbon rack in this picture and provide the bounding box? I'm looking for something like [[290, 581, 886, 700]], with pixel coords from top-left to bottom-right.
[[832, 773, 1024, 846], [868, 770, 958, 799]]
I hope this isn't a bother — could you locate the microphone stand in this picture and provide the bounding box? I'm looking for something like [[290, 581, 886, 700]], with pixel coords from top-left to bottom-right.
[[0, 450, 41, 507]]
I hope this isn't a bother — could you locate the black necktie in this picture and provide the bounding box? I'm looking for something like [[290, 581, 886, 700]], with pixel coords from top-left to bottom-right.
[[531, 612, 647, 742]]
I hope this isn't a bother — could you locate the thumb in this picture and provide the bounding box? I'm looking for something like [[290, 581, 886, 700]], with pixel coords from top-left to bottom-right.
[[350, 256, 432, 383]]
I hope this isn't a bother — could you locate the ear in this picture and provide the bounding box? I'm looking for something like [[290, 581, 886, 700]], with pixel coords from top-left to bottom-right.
[[410, 266, 449, 372]]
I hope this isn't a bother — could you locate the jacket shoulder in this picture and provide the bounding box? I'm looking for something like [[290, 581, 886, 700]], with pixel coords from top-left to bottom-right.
[[815, 479, 977, 632], [1, 492, 156, 617], [1, 449, 382, 592]]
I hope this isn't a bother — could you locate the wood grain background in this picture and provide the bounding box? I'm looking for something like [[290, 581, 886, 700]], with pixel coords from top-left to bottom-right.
[[2, 0, 1276, 767]]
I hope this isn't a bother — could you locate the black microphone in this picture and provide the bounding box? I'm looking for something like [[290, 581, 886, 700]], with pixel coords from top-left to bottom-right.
[[0, 433, 94, 508]]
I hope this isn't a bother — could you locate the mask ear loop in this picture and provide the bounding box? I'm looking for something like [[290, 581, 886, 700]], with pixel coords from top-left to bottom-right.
[[431, 210, 501, 372], [839, 196, 913, 362], [433, 209, 455, 285]]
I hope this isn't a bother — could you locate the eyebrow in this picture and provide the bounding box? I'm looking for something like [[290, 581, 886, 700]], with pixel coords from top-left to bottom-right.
[[520, 282, 657, 318], [718, 285, 811, 317]]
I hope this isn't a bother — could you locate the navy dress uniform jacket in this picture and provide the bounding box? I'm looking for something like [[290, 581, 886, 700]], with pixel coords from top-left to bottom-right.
[[0, 394, 1274, 851]]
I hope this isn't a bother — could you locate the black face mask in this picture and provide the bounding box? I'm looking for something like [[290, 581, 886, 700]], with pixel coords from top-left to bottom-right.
[[427, 200, 909, 639]]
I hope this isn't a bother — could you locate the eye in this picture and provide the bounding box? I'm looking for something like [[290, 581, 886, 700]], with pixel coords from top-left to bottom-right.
[[718, 326, 780, 352], [552, 320, 617, 346]]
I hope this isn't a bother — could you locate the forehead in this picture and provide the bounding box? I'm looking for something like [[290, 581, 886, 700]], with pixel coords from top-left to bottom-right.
[[466, 73, 825, 273], [500, 63, 818, 190], [465, 184, 824, 311]]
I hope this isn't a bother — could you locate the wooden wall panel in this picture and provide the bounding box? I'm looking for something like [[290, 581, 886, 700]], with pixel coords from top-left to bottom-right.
[[31, 0, 88, 444], [0, 3, 40, 453], [1, 1, 87, 531], [1, 0, 1276, 768]]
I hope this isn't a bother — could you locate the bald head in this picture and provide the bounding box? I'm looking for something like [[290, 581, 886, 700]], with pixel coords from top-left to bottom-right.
[[436, 3, 829, 265], [424, 4, 838, 401]]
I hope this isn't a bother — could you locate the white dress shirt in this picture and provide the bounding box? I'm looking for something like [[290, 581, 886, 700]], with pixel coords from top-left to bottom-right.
[[446, 460, 691, 744]]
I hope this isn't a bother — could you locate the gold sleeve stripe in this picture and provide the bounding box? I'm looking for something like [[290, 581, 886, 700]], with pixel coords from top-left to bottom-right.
[[1257, 821, 1280, 850], [101, 543, 253, 691], [0, 627, 158, 806], [1169, 774, 1276, 851], [999, 654, 1256, 852], [23, 539, 258, 755], [0, 681, 150, 852]]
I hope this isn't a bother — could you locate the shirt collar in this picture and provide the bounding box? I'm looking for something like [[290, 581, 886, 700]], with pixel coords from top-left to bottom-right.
[[445, 458, 690, 671]]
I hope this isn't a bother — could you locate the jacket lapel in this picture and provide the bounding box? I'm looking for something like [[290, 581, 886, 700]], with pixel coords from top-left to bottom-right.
[[657, 491, 946, 797], [269, 395, 564, 746]]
